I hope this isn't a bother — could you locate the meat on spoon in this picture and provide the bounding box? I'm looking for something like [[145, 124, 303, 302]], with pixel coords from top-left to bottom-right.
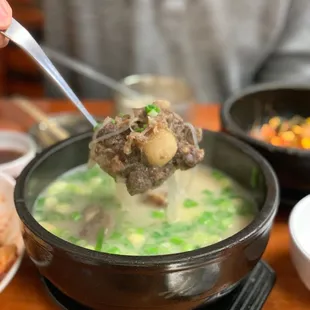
[[89, 100, 205, 195]]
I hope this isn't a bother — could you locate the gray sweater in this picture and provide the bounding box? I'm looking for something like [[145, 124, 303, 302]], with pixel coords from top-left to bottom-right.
[[43, 0, 310, 103]]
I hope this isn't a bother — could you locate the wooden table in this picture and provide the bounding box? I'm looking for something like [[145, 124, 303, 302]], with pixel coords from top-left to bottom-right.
[[0, 100, 309, 310]]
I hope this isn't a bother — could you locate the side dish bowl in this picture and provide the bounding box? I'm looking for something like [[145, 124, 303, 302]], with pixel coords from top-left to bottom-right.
[[221, 83, 310, 206], [0, 131, 36, 178], [289, 194, 310, 291], [0, 172, 24, 293], [14, 130, 279, 310]]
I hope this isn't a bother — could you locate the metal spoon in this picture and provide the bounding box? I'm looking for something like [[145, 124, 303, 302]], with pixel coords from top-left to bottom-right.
[[1, 19, 97, 127], [43, 46, 142, 100], [43, 47, 155, 109]]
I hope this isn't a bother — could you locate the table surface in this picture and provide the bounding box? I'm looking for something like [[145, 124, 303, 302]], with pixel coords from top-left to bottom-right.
[[0, 100, 309, 310]]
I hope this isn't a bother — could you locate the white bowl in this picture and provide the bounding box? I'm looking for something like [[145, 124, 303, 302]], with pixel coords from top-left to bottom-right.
[[0, 131, 37, 178], [289, 194, 310, 290], [0, 172, 24, 293]]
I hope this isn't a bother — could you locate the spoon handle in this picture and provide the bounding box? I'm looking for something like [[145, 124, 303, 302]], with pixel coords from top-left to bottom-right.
[[43, 46, 141, 99], [1, 19, 97, 127]]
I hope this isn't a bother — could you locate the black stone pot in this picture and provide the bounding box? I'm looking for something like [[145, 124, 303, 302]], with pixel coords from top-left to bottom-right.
[[14, 130, 279, 310], [221, 83, 310, 206]]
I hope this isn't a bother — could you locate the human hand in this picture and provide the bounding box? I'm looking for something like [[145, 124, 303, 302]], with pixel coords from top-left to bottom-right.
[[0, 0, 12, 48]]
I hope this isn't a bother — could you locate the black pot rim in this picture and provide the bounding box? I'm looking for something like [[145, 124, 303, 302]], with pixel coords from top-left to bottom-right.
[[14, 130, 279, 269], [221, 82, 310, 157]]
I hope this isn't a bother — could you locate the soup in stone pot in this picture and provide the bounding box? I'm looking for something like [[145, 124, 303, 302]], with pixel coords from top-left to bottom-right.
[[32, 164, 256, 256]]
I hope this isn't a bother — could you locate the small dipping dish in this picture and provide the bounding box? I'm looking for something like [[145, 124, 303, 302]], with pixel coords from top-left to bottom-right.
[[289, 194, 310, 290], [114, 75, 195, 119], [0, 131, 36, 178]]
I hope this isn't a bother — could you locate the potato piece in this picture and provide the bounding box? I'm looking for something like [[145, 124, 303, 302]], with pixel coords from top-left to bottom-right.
[[143, 129, 178, 167]]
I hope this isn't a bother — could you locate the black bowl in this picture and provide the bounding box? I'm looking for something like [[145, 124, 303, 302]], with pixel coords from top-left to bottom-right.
[[14, 130, 279, 310], [221, 83, 310, 206]]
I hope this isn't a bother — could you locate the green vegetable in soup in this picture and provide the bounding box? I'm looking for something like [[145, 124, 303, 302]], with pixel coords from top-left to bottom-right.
[[170, 236, 185, 246], [71, 211, 82, 221], [183, 199, 198, 208], [143, 245, 159, 255], [151, 209, 165, 219], [202, 189, 213, 196], [211, 170, 225, 180], [95, 229, 105, 252], [33, 165, 256, 256]]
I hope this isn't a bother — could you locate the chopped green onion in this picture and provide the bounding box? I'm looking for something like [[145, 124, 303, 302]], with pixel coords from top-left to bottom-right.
[[143, 245, 159, 255], [111, 119, 116, 124], [135, 227, 145, 234], [71, 211, 82, 222], [212, 170, 224, 180], [221, 187, 236, 197], [183, 199, 198, 208], [148, 110, 159, 117], [151, 210, 165, 219], [145, 104, 160, 117], [95, 229, 105, 251], [135, 124, 147, 132], [170, 237, 185, 245], [197, 211, 214, 225], [202, 189, 213, 196], [152, 231, 162, 238]]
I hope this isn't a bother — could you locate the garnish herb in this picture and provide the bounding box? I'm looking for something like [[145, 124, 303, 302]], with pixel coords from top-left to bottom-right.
[[135, 124, 147, 132], [145, 104, 160, 117]]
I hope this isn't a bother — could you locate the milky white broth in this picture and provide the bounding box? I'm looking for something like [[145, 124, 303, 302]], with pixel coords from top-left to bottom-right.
[[33, 164, 257, 255]]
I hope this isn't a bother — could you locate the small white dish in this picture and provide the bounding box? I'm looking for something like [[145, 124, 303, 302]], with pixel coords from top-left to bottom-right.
[[0, 172, 24, 293], [0, 130, 37, 178], [289, 194, 310, 290]]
